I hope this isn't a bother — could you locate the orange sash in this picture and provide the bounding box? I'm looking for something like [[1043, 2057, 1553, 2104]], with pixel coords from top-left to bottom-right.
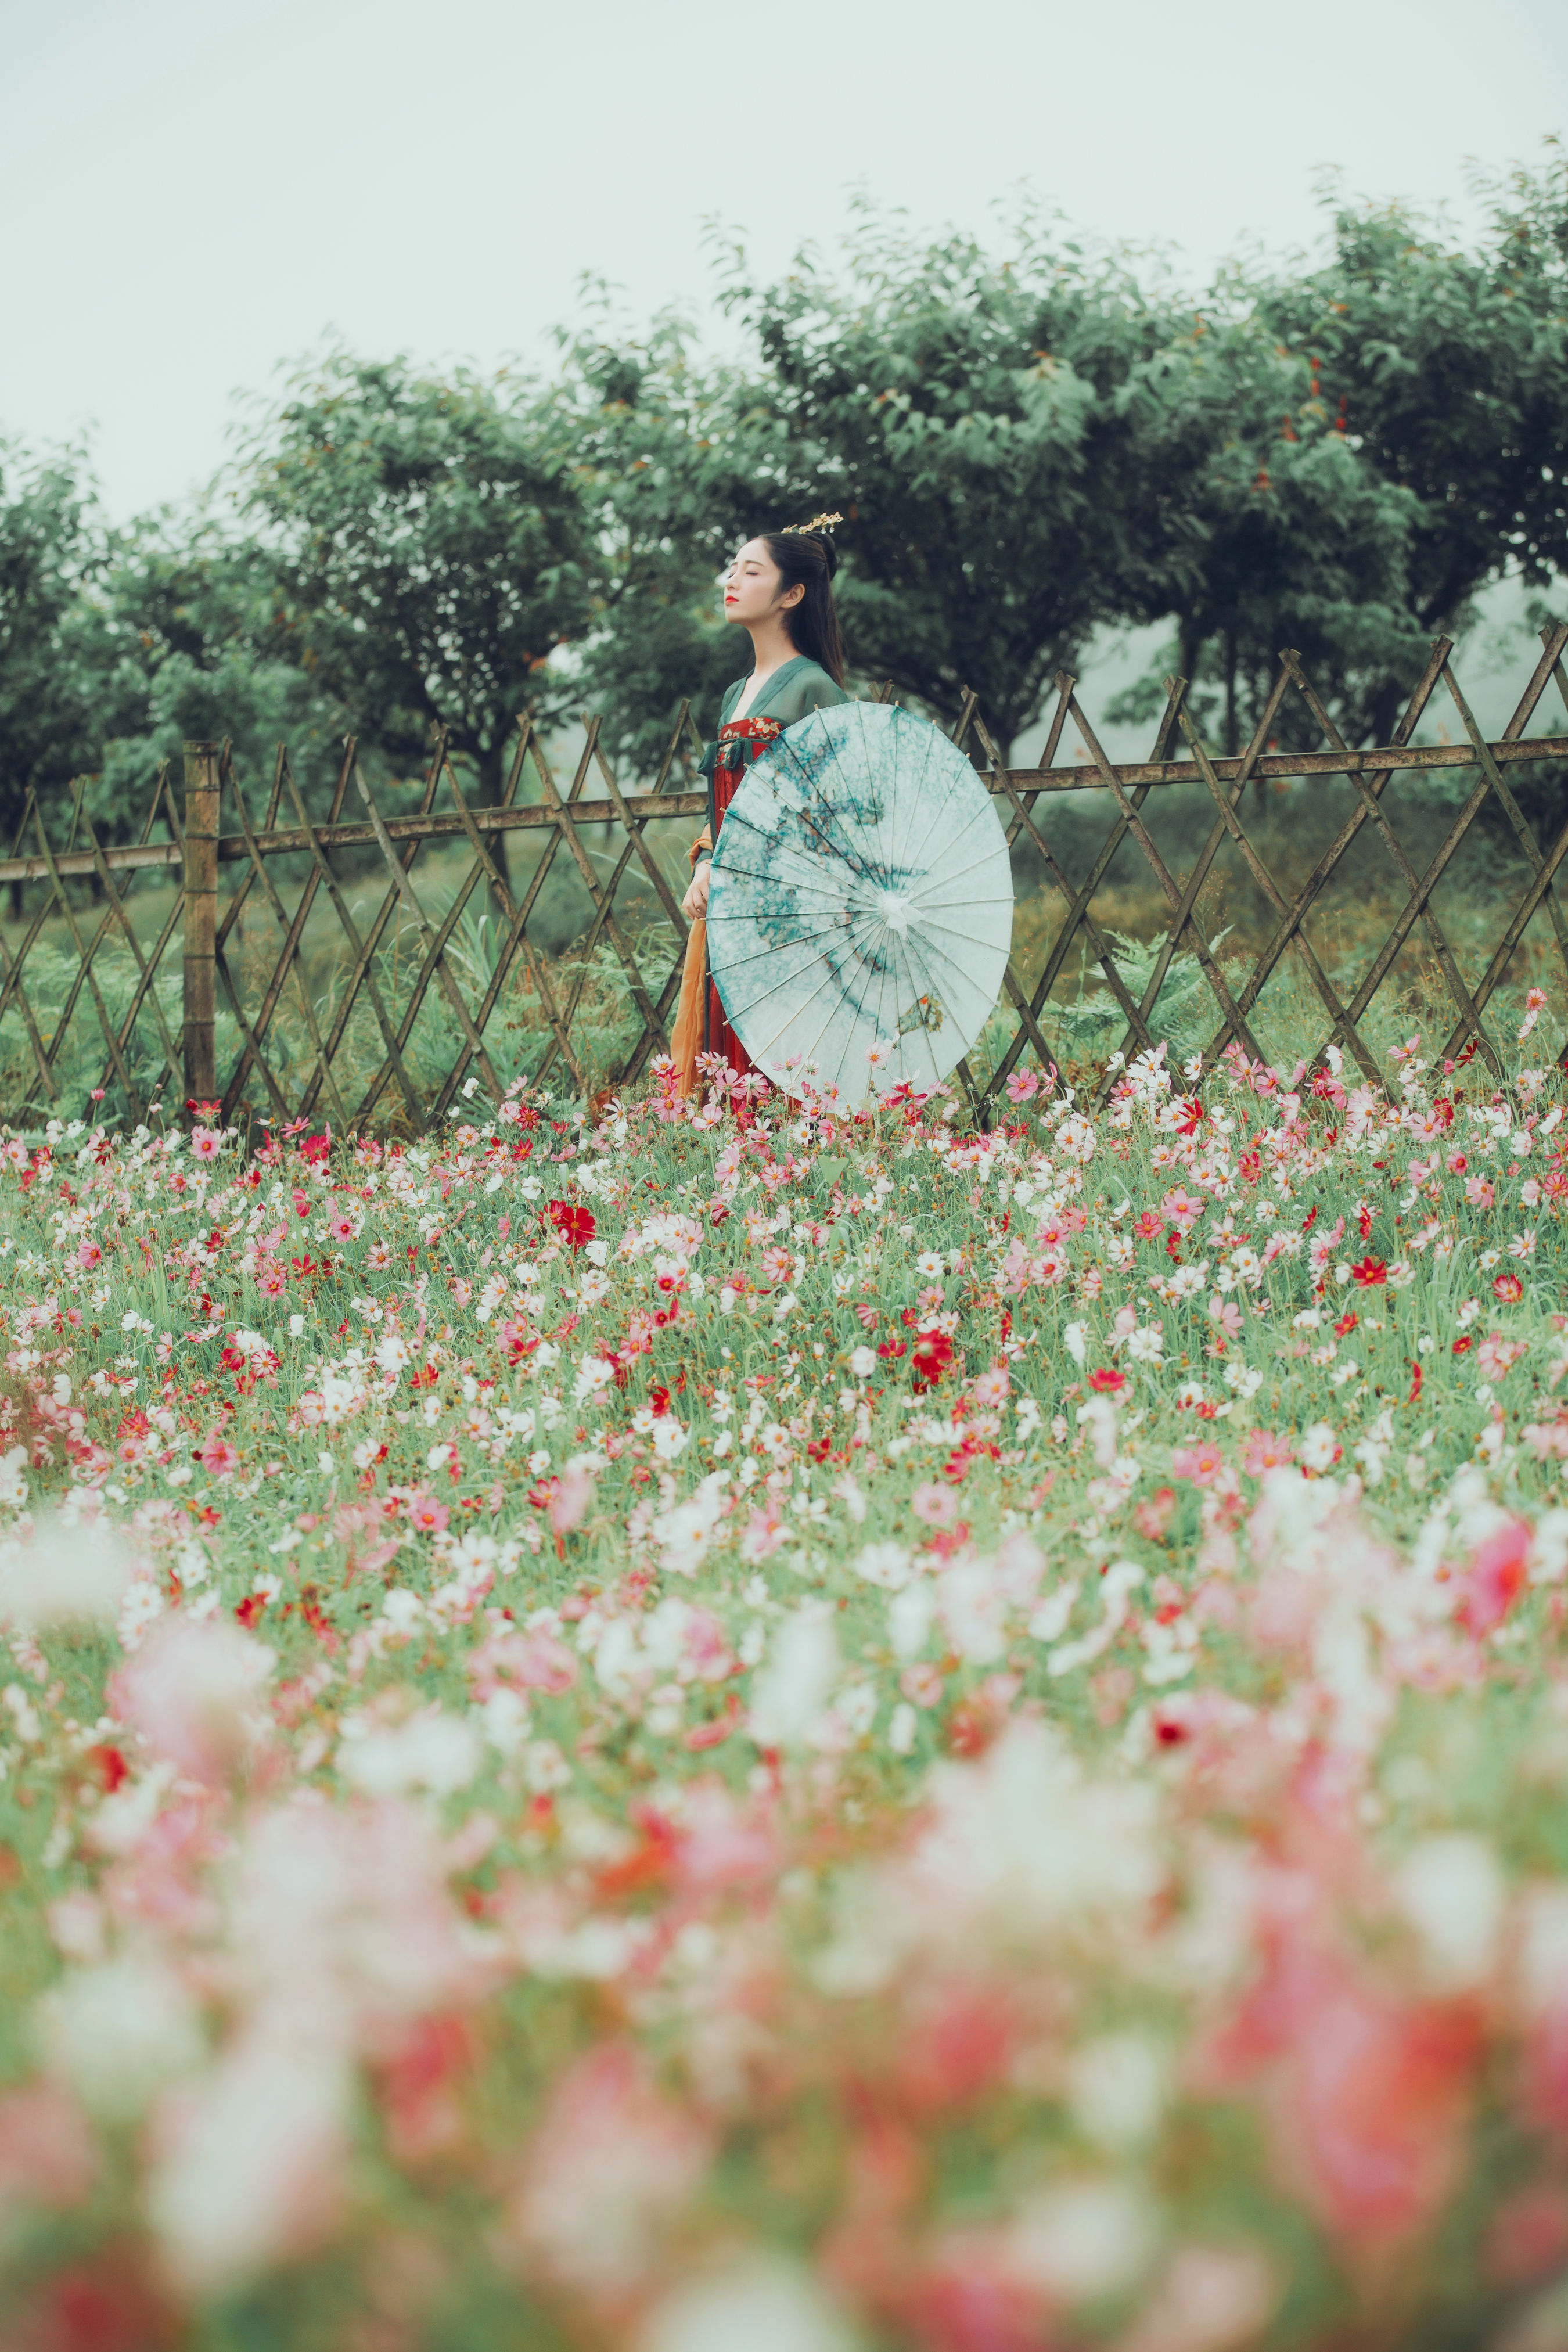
[[669, 828, 713, 1097]]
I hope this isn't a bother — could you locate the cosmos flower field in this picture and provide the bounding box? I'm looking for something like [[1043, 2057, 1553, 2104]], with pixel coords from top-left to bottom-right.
[[3, 1018, 1568, 2351]]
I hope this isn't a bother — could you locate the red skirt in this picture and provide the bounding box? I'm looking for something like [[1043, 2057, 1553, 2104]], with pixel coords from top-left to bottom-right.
[[706, 739, 760, 1088]]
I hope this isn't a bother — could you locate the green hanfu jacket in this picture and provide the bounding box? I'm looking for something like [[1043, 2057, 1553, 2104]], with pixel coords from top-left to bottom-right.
[[694, 656, 851, 865]]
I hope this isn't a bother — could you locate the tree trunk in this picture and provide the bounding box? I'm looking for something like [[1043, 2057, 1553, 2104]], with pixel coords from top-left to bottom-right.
[[475, 743, 512, 926], [1224, 628, 1239, 761], [1177, 617, 1203, 697]]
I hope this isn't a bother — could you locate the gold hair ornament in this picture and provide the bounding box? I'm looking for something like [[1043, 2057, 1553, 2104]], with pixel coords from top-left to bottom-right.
[[784, 510, 843, 535]]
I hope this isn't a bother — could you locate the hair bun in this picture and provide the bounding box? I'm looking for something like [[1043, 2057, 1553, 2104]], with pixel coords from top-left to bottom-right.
[[807, 528, 840, 580], [782, 509, 842, 577]]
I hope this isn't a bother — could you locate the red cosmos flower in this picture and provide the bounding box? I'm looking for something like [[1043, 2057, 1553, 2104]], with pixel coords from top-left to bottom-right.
[[1088, 1367, 1127, 1394], [1333, 1311, 1359, 1337], [1452, 1334, 1475, 1354], [1494, 1271, 1525, 1305], [876, 1337, 907, 1361], [495, 1318, 537, 1367], [1351, 1257, 1387, 1288], [84, 1744, 128, 1793], [1133, 1210, 1163, 1240], [546, 1199, 596, 1251], [911, 1328, 955, 1390]]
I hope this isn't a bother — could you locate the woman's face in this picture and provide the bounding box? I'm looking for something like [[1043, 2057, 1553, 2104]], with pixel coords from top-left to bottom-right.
[[722, 538, 802, 630]]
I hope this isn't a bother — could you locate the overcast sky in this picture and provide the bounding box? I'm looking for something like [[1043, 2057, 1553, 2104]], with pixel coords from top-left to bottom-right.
[[1, 0, 1563, 523]]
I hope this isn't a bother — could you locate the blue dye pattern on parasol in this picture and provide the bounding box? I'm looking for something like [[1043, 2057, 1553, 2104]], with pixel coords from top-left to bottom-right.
[[705, 701, 1013, 1107]]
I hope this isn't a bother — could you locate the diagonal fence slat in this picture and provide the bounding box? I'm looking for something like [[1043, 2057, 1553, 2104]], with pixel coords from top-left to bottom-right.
[[1192, 639, 1454, 1073], [351, 728, 537, 1127], [279, 752, 427, 1131], [1281, 652, 1500, 1076], [979, 678, 1192, 1113], [219, 746, 346, 1131], [1438, 628, 1568, 1063]]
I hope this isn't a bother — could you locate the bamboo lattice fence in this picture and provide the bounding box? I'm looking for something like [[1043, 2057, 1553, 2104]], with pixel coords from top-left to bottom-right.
[[1, 623, 1565, 1135]]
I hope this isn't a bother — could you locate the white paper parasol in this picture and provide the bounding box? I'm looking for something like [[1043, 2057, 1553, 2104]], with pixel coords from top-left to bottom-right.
[[705, 701, 1013, 1109]]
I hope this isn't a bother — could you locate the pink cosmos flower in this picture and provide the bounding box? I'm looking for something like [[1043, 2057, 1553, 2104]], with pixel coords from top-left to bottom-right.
[[1458, 1517, 1530, 1636], [1243, 1428, 1295, 1476], [326, 1212, 355, 1244], [912, 1482, 959, 1526], [1465, 1177, 1495, 1210], [200, 1435, 240, 1479], [1171, 1439, 1227, 1487], [548, 1462, 595, 1538], [1004, 1069, 1040, 1103], [407, 1493, 449, 1536], [1493, 1271, 1524, 1305], [1161, 1185, 1204, 1235], [189, 1128, 221, 1160], [77, 1240, 102, 1270], [1477, 1330, 1527, 1380], [900, 1661, 945, 1707]]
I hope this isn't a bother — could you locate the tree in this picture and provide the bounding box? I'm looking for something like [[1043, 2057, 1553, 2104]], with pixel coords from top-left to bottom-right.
[[0, 439, 102, 848], [1103, 308, 1428, 756], [237, 354, 594, 801], [74, 517, 350, 835], [557, 302, 784, 775], [1246, 149, 1568, 742], [713, 205, 1197, 760]]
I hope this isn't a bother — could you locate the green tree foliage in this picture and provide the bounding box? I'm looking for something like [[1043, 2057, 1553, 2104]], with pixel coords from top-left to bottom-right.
[[0, 443, 348, 861], [75, 520, 347, 833], [1247, 152, 1568, 740], [557, 303, 783, 775], [715, 206, 1188, 760], [238, 354, 594, 797], [1105, 310, 1428, 755], [0, 440, 102, 846]]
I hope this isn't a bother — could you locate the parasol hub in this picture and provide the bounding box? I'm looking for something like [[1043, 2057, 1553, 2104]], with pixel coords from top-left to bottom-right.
[[875, 888, 915, 933]]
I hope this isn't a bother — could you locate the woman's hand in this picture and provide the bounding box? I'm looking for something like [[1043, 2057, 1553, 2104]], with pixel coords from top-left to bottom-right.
[[681, 861, 711, 920]]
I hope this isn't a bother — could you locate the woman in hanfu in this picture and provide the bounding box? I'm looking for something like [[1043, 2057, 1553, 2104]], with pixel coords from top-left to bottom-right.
[[671, 518, 850, 1098]]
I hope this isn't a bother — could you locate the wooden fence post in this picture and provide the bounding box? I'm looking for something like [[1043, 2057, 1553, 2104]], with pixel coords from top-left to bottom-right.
[[181, 739, 220, 1107]]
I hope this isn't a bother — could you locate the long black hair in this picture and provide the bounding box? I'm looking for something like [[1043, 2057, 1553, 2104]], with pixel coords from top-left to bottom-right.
[[757, 524, 847, 686]]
